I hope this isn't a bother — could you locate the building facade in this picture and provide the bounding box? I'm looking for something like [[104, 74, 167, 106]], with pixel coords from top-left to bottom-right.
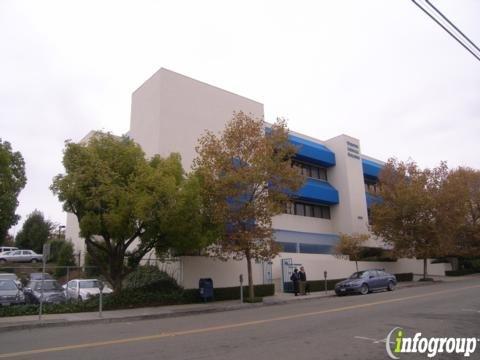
[[66, 68, 450, 290]]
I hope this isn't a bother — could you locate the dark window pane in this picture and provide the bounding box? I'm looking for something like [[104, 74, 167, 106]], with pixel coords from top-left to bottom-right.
[[311, 167, 319, 179], [313, 206, 322, 218], [304, 204, 313, 217], [322, 206, 331, 219], [299, 243, 332, 254], [319, 168, 327, 180], [295, 203, 305, 216], [279, 242, 297, 253]]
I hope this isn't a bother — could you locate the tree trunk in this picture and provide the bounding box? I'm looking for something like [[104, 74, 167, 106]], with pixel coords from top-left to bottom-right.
[[355, 261, 359, 273], [246, 251, 254, 301], [423, 258, 428, 280]]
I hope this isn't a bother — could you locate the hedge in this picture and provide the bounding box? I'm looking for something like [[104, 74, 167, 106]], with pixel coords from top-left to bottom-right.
[[394, 273, 414, 282], [445, 269, 480, 276], [0, 283, 275, 317]]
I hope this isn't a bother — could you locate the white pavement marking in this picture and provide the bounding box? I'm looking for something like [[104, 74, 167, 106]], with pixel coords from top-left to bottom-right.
[[354, 336, 394, 344], [461, 309, 480, 313]]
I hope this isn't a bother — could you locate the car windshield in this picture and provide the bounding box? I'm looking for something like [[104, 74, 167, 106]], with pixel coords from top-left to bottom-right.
[[33, 281, 61, 291], [349, 271, 367, 279], [0, 274, 16, 280], [79, 280, 100, 289], [0, 280, 17, 290]]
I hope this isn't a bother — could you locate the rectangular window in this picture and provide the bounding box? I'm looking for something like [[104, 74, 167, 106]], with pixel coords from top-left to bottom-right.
[[292, 160, 327, 181], [278, 242, 297, 253], [295, 203, 304, 216], [322, 206, 331, 219], [304, 204, 313, 217], [285, 201, 331, 220]]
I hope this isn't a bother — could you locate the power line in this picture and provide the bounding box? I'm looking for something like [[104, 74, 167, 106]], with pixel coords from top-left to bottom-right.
[[411, 0, 480, 62]]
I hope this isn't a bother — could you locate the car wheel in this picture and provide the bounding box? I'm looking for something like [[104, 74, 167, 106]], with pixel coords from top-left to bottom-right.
[[31, 259, 39, 263], [360, 284, 369, 295], [387, 281, 395, 291]]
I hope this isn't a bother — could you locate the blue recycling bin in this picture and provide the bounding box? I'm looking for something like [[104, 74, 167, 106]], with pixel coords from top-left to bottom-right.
[[199, 278, 214, 302]]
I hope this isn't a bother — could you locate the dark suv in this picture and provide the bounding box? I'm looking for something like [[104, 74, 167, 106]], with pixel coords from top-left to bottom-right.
[[335, 269, 397, 296]]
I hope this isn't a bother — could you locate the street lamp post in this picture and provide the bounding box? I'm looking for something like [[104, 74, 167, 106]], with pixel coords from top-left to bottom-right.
[[58, 225, 66, 240]]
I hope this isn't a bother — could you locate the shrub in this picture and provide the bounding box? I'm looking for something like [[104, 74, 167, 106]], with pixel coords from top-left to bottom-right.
[[124, 265, 171, 289], [394, 273, 413, 282], [54, 242, 76, 277], [445, 269, 479, 276]]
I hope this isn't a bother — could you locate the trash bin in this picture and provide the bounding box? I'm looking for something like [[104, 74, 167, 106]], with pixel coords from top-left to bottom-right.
[[199, 278, 214, 302]]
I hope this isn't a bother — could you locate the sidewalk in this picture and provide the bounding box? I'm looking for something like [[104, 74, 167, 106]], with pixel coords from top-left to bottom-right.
[[0, 274, 477, 333]]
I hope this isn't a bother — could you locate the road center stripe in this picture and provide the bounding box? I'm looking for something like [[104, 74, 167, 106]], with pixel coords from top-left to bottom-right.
[[1, 283, 479, 359]]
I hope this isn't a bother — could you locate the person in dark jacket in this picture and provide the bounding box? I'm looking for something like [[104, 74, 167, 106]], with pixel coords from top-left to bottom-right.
[[299, 266, 307, 295], [290, 268, 299, 296]]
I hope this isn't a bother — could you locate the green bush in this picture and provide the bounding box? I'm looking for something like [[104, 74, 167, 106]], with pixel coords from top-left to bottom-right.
[[394, 273, 413, 282], [307, 279, 343, 292], [54, 242, 76, 277], [124, 265, 171, 289], [445, 269, 480, 276]]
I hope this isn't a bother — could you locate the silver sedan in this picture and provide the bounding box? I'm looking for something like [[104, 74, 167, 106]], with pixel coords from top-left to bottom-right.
[[0, 250, 43, 263]]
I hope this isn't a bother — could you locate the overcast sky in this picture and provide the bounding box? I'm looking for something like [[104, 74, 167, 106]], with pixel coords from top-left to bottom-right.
[[1, 0, 479, 234]]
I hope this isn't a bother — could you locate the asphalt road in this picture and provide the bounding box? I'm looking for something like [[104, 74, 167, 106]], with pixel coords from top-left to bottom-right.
[[0, 278, 479, 360]]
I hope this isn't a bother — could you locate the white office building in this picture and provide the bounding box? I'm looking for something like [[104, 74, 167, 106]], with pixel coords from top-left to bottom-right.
[[66, 68, 450, 290]]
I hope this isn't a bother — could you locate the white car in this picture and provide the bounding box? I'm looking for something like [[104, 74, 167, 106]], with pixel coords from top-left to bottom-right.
[[0, 273, 22, 288], [0, 247, 18, 255], [64, 279, 112, 301]]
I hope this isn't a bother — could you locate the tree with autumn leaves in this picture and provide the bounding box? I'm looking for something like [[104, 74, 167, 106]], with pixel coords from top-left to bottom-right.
[[194, 112, 304, 301], [370, 159, 480, 279]]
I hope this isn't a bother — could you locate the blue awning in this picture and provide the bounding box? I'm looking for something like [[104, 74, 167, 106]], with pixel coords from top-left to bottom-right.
[[289, 134, 336, 167], [362, 158, 383, 179], [296, 178, 339, 205]]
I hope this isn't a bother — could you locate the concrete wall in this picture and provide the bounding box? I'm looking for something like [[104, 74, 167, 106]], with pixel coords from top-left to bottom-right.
[[130, 68, 264, 170], [180, 256, 265, 289], [271, 253, 451, 287]]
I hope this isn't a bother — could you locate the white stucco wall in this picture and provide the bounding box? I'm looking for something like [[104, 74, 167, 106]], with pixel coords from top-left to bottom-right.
[[180, 256, 264, 289], [271, 253, 452, 287], [129, 68, 264, 170]]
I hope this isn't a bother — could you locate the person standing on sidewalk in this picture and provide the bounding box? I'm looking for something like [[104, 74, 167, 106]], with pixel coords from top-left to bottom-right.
[[299, 266, 307, 295], [290, 268, 299, 296]]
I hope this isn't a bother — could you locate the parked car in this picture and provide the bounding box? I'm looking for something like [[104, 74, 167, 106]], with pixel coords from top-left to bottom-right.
[[0, 272, 22, 288], [64, 279, 112, 301], [23, 280, 66, 304], [0, 247, 18, 254], [0, 250, 43, 263], [29, 273, 54, 281], [335, 269, 397, 296], [0, 279, 25, 306]]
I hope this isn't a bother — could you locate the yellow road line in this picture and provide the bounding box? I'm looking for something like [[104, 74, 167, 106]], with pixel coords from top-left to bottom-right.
[[1, 283, 479, 359]]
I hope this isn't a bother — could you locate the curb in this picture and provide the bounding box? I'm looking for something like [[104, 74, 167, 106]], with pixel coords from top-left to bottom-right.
[[0, 302, 264, 333]]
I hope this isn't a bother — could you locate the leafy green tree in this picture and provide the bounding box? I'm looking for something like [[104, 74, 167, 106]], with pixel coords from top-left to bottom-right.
[[370, 159, 448, 279], [194, 112, 304, 300], [439, 167, 480, 257], [0, 139, 26, 243], [15, 210, 54, 253], [334, 233, 369, 272], [54, 241, 76, 277], [51, 133, 210, 292]]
